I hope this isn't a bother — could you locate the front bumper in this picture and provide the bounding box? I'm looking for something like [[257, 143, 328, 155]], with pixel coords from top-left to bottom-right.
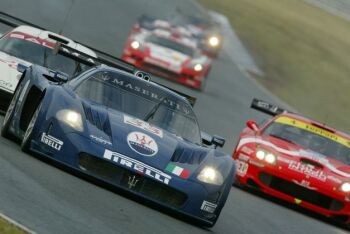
[[29, 122, 228, 226], [234, 157, 350, 223], [122, 53, 205, 89]]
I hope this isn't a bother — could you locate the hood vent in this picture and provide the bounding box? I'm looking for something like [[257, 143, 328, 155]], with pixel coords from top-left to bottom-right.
[[171, 146, 207, 165], [82, 102, 112, 136]]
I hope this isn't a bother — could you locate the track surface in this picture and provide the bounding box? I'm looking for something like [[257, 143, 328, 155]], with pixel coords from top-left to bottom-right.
[[0, 0, 347, 233]]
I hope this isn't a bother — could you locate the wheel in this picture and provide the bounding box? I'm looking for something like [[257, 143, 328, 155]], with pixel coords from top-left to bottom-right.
[[21, 101, 42, 153], [1, 81, 23, 139]]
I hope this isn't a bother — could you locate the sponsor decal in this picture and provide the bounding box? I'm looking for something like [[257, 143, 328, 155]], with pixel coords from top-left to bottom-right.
[[9, 32, 54, 48], [241, 146, 254, 155], [237, 153, 250, 162], [41, 133, 63, 151], [288, 161, 326, 182], [90, 135, 112, 145], [200, 200, 217, 213], [0, 80, 14, 91], [327, 175, 342, 184], [103, 149, 171, 185], [124, 115, 163, 137], [275, 116, 350, 148], [96, 73, 191, 115], [127, 131, 158, 156], [236, 160, 249, 176], [292, 179, 317, 190], [237, 138, 350, 178], [165, 163, 190, 179]]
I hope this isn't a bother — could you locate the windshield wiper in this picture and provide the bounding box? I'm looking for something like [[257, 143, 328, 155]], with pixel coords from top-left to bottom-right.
[[144, 97, 167, 121], [269, 134, 297, 145]]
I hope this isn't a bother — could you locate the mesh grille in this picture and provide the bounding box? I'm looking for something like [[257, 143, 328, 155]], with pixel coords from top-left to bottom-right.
[[259, 172, 344, 211], [79, 153, 187, 208]]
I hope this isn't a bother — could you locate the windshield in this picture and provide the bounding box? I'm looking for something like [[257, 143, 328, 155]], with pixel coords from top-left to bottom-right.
[[0, 35, 89, 76], [146, 34, 194, 56], [263, 118, 350, 165], [75, 70, 201, 144]]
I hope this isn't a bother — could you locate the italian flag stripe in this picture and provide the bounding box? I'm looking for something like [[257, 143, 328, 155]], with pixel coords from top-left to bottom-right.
[[165, 163, 190, 179]]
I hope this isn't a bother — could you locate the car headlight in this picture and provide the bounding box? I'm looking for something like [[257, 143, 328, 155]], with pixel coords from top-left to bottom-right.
[[340, 182, 350, 192], [131, 40, 141, 49], [56, 109, 83, 132], [208, 36, 220, 47], [197, 166, 224, 185], [194, 64, 203, 72], [255, 149, 277, 164]]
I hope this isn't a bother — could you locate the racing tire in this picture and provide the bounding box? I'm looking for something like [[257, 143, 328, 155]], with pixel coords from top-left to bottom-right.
[[21, 101, 42, 153], [1, 82, 22, 139]]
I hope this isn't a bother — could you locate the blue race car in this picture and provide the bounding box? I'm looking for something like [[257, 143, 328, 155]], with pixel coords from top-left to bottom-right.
[[1, 61, 235, 226]]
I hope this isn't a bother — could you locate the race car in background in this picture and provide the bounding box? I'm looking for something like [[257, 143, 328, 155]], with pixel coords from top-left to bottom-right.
[[232, 98, 350, 227], [170, 12, 223, 58], [122, 19, 212, 90], [0, 24, 96, 111], [1, 50, 235, 226], [137, 14, 223, 58]]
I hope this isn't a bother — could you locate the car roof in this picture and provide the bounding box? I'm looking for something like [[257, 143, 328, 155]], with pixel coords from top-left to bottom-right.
[[277, 112, 350, 140], [11, 25, 97, 57]]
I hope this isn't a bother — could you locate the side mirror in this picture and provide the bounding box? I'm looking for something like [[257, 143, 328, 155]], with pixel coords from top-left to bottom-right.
[[246, 120, 259, 132], [201, 132, 226, 148], [201, 131, 213, 146], [17, 63, 28, 73], [43, 70, 69, 83], [212, 135, 225, 148]]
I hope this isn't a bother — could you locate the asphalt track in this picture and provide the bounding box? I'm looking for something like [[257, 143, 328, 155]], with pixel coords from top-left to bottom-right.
[[0, 0, 348, 233]]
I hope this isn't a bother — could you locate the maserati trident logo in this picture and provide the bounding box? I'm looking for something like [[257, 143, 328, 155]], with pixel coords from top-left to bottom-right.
[[127, 175, 139, 189], [127, 131, 158, 156]]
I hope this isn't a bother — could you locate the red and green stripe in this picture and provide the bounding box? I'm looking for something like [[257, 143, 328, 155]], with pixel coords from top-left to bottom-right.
[[165, 163, 190, 179]]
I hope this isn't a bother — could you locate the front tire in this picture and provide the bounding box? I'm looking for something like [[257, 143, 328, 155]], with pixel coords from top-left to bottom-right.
[[21, 101, 42, 153]]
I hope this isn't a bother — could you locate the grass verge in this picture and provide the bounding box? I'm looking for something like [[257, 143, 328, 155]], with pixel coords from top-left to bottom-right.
[[0, 215, 30, 234], [199, 0, 350, 133]]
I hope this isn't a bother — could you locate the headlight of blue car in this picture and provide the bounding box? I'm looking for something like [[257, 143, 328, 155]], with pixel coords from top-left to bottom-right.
[[56, 109, 84, 132], [197, 166, 224, 185]]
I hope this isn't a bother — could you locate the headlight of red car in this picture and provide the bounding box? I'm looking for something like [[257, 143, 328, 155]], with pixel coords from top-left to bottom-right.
[[255, 148, 277, 165], [340, 182, 350, 192], [186, 62, 203, 72], [130, 40, 145, 51]]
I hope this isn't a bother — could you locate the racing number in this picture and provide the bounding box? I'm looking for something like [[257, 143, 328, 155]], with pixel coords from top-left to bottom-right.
[[236, 160, 249, 176]]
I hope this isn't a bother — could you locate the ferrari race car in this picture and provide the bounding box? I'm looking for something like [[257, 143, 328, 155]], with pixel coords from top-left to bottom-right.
[[138, 14, 223, 58], [171, 14, 223, 58], [233, 98, 350, 227], [122, 20, 212, 90], [0, 12, 96, 112], [1, 54, 234, 226]]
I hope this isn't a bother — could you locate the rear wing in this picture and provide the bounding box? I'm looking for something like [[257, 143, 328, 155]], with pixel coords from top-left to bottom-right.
[[0, 11, 197, 106], [251, 98, 286, 116]]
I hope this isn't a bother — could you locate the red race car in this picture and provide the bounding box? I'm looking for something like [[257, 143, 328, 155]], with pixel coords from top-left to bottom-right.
[[233, 98, 350, 227], [122, 19, 212, 90]]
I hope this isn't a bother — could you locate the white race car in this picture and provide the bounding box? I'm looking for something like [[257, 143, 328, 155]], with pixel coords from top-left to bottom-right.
[[0, 25, 96, 111]]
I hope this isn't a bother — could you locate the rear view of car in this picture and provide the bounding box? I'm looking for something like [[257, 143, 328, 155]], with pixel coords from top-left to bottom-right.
[[232, 98, 350, 227], [0, 25, 96, 111], [122, 21, 212, 90]]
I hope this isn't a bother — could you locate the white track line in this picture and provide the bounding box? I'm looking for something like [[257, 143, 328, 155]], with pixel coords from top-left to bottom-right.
[[0, 212, 36, 234]]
